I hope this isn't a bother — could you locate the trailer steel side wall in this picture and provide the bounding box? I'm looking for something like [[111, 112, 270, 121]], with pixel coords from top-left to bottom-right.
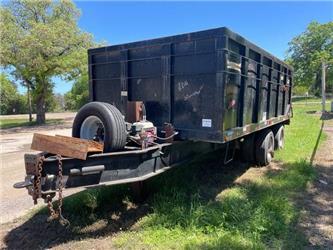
[[88, 27, 292, 143]]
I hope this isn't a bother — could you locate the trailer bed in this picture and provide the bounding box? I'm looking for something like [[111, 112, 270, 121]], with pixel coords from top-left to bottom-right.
[[88, 27, 292, 143]]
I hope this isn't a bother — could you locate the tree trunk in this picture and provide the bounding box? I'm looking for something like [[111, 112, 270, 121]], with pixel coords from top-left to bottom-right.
[[27, 84, 33, 122], [313, 72, 322, 97], [36, 93, 46, 124], [34, 76, 51, 125]]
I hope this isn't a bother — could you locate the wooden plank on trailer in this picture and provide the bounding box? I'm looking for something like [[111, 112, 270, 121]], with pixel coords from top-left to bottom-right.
[[55, 135, 103, 152], [31, 133, 103, 160]]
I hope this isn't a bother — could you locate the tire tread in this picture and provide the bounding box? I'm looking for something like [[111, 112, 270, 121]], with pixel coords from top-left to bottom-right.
[[72, 102, 127, 152]]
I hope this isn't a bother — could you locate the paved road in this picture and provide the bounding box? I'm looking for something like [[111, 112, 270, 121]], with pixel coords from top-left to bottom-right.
[[0, 113, 77, 224], [0, 128, 73, 224]]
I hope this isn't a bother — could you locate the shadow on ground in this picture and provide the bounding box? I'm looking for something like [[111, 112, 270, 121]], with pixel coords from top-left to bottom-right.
[[320, 111, 333, 121], [3, 144, 327, 249], [296, 165, 333, 249], [299, 116, 333, 248], [3, 150, 252, 249]]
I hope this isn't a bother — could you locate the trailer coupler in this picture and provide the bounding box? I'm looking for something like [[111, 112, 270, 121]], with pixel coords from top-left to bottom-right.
[[14, 153, 70, 225]]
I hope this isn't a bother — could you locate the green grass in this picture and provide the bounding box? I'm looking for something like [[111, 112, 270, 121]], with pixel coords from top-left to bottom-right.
[[21, 103, 325, 249], [0, 118, 63, 129], [111, 104, 324, 249], [275, 103, 326, 163], [292, 96, 333, 103], [39, 103, 325, 249], [112, 164, 315, 249]]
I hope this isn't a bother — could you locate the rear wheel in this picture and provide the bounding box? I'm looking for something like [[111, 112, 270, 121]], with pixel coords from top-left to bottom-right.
[[255, 130, 275, 166], [273, 125, 285, 150], [72, 102, 127, 152]]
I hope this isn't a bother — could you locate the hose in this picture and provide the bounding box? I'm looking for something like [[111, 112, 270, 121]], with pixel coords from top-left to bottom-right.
[[152, 132, 179, 141]]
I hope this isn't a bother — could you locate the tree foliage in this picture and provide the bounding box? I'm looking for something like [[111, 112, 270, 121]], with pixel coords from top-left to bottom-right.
[[0, 73, 18, 114], [0, 73, 27, 114], [287, 21, 333, 94], [0, 73, 61, 115], [64, 73, 89, 110], [0, 0, 93, 123]]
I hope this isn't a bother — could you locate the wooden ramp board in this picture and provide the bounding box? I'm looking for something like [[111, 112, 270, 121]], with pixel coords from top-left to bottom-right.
[[54, 135, 103, 152], [31, 133, 104, 160]]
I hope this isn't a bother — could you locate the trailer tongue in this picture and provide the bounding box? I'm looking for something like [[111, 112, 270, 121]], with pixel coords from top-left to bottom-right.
[[14, 132, 224, 224]]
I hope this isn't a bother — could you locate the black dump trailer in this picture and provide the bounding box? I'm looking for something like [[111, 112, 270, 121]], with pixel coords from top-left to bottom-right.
[[88, 27, 292, 145], [15, 27, 292, 213]]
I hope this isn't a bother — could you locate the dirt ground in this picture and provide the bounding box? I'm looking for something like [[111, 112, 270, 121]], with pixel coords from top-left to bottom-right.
[[298, 114, 333, 249], [0, 113, 76, 223], [0, 112, 332, 249]]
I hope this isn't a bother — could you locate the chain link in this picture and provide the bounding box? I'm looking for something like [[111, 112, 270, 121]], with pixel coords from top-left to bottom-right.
[[33, 156, 44, 205], [46, 194, 56, 219], [55, 154, 70, 226]]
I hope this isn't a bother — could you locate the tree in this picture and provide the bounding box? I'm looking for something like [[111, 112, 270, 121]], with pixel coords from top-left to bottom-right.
[[0, 73, 28, 115], [0, 73, 17, 114], [0, 0, 93, 123], [64, 73, 89, 110], [287, 21, 333, 95], [54, 93, 65, 111]]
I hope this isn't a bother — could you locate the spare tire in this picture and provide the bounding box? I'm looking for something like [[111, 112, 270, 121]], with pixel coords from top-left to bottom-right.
[[72, 102, 127, 152]]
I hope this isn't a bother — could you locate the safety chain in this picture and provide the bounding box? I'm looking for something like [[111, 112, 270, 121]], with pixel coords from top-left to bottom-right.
[[34, 154, 70, 226], [33, 156, 44, 204], [46, 195, 56, 218]]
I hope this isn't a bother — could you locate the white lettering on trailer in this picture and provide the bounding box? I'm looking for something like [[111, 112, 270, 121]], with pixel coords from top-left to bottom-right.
[[178, 80, 189, 92], [184, 85, 204, 101]]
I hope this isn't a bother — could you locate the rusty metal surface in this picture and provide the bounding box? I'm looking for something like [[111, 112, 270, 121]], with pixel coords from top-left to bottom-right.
[[24, 152, 47, 175], [163, 123, 176, 143], [126, 101, 142, 123]]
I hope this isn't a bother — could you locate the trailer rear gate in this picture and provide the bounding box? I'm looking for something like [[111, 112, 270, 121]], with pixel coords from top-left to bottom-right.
[[88, 27, 292, 143]]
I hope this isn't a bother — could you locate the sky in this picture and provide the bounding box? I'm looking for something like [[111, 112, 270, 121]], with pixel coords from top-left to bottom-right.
[[21, 1, 333, 94]]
